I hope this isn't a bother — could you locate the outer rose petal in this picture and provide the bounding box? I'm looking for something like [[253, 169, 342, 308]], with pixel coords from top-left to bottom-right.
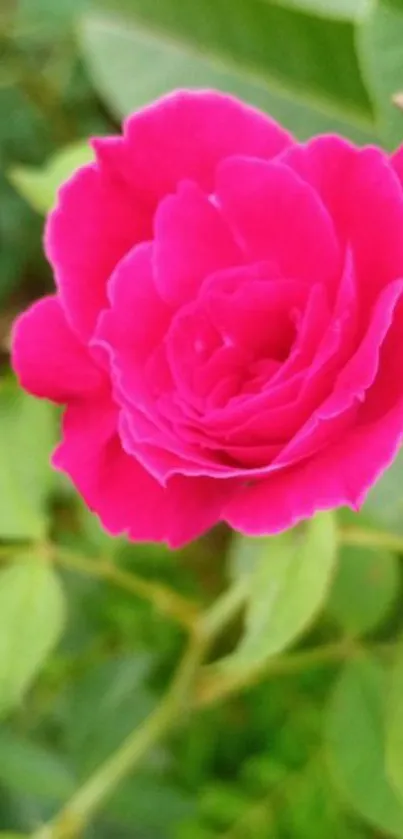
[[54, 393, 234, 547], [284, 139, 403, 308], [12, 296, 104, 402], [46, 164, 151, 341], [279, 135, 357, 239], [224, 397, 403, 535], [49, 92, 291, 342], [93, 89, 293, 202]]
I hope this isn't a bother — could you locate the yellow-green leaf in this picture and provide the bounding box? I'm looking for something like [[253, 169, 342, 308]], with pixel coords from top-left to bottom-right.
[[0, 383, 56, 540], [199, 513, 337, 701], [0, 556, 66, 717], [8, 141, 93, 215]]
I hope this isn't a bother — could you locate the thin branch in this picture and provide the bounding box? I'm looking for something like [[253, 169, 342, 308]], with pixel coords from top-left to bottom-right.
[[55, 547, 199, 632], [339, 525, 403, 555]]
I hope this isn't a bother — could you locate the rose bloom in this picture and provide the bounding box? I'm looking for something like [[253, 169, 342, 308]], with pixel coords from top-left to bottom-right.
[[12, 90, 403, 547]]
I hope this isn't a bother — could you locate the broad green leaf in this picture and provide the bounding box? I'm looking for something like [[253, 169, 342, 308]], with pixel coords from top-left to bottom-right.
[[363, 449, 403, 537], [92, 0, 372, 115], [270, 0, 371, 19], [15, 0, 87, 31], [325, 657, 403, 837], [386, 644, 403, 803], [0, 557, 66, 716], [0, 729, 74, 801], [199, 514, 337, 699], [79, 12, 375, 144], [0, 384, 56, 540], [0, 835, 26, 838], [64, 655, 155, 775], [8, 141, 94, 215], [357, 1, 403, 148], [327, 545, 400, 636], [231, 512, 337, 661]]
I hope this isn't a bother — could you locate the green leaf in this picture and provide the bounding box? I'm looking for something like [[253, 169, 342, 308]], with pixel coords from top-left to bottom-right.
[[362, 449, 403, 537], [0, 383, 56, 540], [325, 657, 403, 837], [386, 644, 403, 803], [8, 141, 94, 215], [0, 729, 74, 802], [0, 834, 26, 838], [269, 0, 371, 19], [64, 655, 155, 775], [0, 557, 66, 716], [232, 512, 337, 661], [327, 545, 400, 636], [79, 11, 375, 143], [357, 0, 403, 148], [15, 0, 87, 31], [91, 0, 372, 115], [200, 513, 337, 698]]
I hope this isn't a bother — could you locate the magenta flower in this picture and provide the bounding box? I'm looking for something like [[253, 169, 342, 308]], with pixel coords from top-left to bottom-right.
[[12, 90, 403, 547]]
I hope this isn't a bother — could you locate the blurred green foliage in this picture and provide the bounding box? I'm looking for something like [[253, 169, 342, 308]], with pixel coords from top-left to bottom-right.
[[2, 0, 403, 837]]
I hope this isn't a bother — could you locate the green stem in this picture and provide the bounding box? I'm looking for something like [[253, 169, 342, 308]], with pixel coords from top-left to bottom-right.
[[199, 578, 248, 640], [56, 547, 198, 631], [340, 525, 403, 555], [30, 578, 246, 839], [195, 641, 394, 707]]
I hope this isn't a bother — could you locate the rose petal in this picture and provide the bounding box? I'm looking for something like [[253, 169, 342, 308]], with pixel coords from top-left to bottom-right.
[[201, 264, 308, 358], [224, 396, 403, 535], [95, 242, 171, 404], [46, 164, 149, 340], [12, 296, 104, 402], [216, 157, 340, 285], [93, 89, 293, 202], [154, 181, 241, 305], [284, 140, 403, 309], [53, 393, 233, 547], [280, 134, 356, 244]]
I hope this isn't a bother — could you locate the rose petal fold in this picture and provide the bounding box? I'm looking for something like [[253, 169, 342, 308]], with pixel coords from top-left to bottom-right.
[[54, 393, 235, 547], [216, 157, 340, 285]]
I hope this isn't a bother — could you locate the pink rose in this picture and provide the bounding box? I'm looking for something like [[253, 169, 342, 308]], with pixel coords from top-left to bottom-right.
[[12, 90, 403, 547]]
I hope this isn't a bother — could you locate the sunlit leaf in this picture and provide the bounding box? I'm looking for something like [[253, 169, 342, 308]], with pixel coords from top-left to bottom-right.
[[357, 0, 403, 148], [0, 383, 56, 540], [91, 0, 372, 114], [8, 141, 94, 215], [79, 11, 375, 143], [270, 0, 370, 19], [198, 513, 337, 701], [0, 556, 66, 716]]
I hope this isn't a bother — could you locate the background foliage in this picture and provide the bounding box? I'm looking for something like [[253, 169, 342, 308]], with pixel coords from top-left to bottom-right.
[[2, 0, 403, 836]]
